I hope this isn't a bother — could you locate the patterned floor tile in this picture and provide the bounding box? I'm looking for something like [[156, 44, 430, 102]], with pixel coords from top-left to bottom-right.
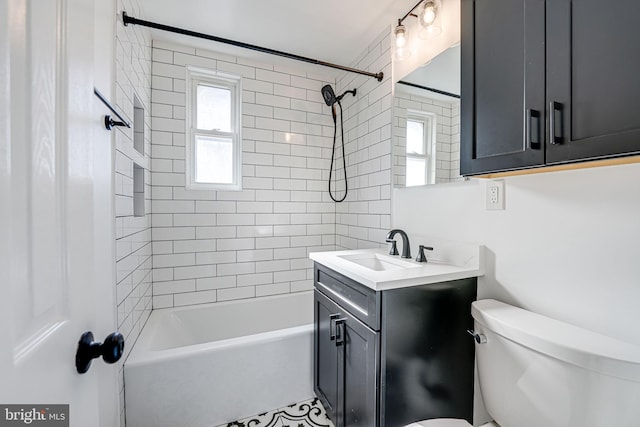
[[217, 397, 334, 427], [277, 397, 334, 427], [221, 408, 280, 427]]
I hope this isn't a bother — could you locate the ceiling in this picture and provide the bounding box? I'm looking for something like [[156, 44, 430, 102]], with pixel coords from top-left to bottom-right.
[[138, 0, 418, 70]]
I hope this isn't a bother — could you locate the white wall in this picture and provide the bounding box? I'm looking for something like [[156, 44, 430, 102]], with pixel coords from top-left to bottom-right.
[[393, 162, 640, 346], [149, 41, 336, 308], [334, 29, 394, 250], [114, 0, 152, 423]]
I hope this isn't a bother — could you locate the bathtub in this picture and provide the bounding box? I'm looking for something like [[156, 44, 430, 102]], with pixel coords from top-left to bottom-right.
[[124, 291, 314, 427]]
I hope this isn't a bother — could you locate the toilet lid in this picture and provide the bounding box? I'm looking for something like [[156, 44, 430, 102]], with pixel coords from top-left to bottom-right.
[[406, 419, 471, 427]]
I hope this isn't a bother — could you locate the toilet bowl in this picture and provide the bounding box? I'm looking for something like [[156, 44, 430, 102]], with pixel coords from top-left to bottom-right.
[[404, 299, 640, 427]]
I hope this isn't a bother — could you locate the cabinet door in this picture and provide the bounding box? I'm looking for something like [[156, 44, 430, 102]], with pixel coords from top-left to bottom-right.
[[546, 0, 640, 163], [314, 289, 380, 427], [338, 310, 380, 427], [461, 0, 546, 175], [314, 290, 340, 423], [380, 279, 477, 427]]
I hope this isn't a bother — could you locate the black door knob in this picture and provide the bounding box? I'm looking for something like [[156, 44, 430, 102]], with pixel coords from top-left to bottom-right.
[[75, 331, 125, 374]]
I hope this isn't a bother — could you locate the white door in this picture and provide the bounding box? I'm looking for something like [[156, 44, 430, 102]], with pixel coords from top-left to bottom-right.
[[0, 0, 118, 426]]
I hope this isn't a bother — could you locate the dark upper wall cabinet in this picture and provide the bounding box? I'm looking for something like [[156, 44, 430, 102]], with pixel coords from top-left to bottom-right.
[[461, 0, 640, 176]]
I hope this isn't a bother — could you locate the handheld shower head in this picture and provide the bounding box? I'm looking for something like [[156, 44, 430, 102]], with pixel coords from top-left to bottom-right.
[[320, 84, 357, 203], [321, 85, 337, 106], [321, 84, 357, 106]]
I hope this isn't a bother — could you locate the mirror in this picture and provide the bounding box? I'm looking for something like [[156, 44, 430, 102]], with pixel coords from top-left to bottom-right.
[[393, 44, 461, 187]]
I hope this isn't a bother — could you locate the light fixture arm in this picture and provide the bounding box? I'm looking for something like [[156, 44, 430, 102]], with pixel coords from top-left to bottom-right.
[[398, 0, 428, 25]]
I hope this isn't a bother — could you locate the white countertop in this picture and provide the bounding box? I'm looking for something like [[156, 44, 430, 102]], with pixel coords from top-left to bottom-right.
[[309, 247, 484, 291]]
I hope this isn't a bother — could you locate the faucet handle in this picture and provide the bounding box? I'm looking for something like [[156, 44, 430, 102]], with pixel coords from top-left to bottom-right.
[[415, 245, 433, 263], [386, 239, 399, 256]]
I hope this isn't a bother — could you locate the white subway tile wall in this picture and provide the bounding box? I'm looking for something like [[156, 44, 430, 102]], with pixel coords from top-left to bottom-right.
[[150, 41, 337, 308], [112, 16, 397, 425], [451, 101, 461, 177], [334, 29, 393, 250], [393, 91, 461, 185], [115, 0, 152, 424]]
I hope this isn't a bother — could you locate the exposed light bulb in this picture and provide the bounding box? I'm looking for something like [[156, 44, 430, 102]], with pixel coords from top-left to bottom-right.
[[395, 25, 407, 48], [393, 24, 411, 60], [422, 5, 436, 25], [417, 0, 442, 39], [396, 34, 406, 48]]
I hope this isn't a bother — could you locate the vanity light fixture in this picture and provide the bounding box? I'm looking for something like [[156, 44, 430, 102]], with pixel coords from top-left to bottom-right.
[[394, 0, 443, 60]]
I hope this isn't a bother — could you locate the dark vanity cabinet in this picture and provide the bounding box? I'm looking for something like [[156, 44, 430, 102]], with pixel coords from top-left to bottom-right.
[[313, 263, 477, 427], [461, 0, 640, 176]]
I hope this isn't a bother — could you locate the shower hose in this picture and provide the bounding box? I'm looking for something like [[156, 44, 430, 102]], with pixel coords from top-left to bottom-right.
[[328, 101, 348, 203]]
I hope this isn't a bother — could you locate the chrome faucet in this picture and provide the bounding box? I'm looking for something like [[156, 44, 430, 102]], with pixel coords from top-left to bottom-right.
[[385, 229, 411, 259]]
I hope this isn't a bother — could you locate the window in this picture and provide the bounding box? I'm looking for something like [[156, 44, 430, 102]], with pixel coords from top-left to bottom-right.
[[186, 66, 242, 190], [406, 113, 436, 186]]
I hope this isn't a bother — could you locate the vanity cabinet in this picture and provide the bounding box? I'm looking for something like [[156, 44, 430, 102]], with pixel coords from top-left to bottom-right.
[[461, 0, 640, 176], [313, 263, 477, 427]]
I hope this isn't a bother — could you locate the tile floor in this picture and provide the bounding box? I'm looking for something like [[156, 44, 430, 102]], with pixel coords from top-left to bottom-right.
[[217, 397, 335, 427]]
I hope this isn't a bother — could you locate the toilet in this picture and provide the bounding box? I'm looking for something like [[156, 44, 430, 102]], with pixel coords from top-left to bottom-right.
[[407, 299, 640, 427]]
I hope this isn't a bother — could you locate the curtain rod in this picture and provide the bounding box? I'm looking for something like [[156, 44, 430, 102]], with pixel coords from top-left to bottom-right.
[[397, 80, 460, 99], [122, 12, 384, 82]]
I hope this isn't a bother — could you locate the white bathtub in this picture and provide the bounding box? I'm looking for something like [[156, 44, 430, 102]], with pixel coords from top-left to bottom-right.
[[124, 291, 314, 427]]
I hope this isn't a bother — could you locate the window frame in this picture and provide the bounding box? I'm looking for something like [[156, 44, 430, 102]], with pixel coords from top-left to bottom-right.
[[185, 66, 242, 191], [405, 111, 436, 186]]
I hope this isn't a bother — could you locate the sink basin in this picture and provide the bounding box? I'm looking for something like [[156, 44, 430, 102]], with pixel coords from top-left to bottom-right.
[[310, 247, 484, 291], [338, 252, 421, 271]]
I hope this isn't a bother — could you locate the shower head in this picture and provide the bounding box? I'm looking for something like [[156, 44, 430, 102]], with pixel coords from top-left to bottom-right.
[[322, 85, 337, 106], [321, 84, 357, 106]]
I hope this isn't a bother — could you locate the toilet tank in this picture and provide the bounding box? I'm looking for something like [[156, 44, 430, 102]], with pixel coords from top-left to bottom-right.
[[471, 299, 640, 427]]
